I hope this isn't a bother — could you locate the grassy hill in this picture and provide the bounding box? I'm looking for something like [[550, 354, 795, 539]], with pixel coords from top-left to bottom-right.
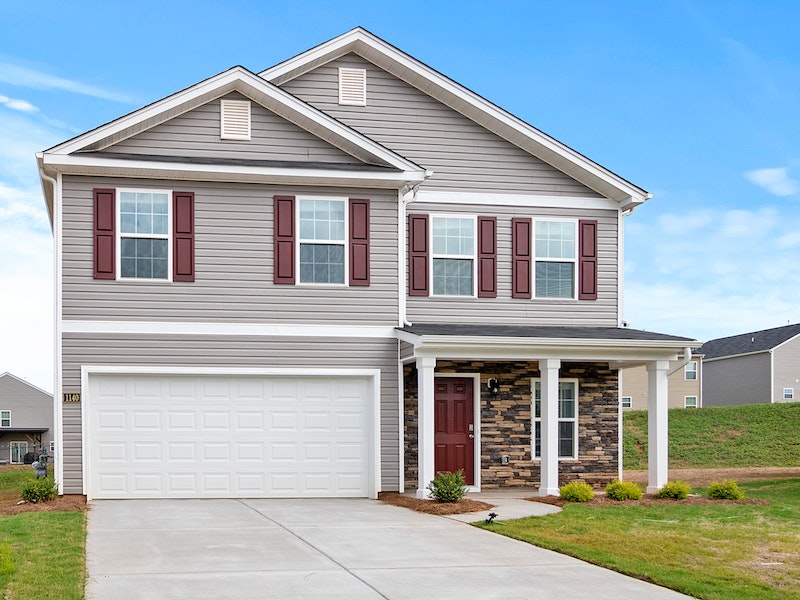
[[623, 402, 800, 470]]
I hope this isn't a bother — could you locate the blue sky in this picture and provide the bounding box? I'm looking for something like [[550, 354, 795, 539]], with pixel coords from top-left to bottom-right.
[[1, 1, 799, 391]]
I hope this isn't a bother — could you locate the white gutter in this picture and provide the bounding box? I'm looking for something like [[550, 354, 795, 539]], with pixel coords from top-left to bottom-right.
[[667, 347, 694, 376]]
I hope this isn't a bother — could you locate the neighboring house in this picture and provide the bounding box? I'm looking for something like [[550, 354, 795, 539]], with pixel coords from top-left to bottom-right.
[[38, 27, 698, 500], [0, 373, 54, 464], [699, 323, 800, 407], [620, 354, 703, 410]]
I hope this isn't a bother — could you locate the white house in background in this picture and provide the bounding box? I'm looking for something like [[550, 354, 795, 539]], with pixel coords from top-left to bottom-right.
[[38, 27, 699, 500], [620, 353, 703, 410]]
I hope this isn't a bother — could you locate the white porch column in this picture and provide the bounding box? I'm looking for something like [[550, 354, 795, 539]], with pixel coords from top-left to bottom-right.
[[646, 360, 670, 493], [539, 358, 561, 496], [416, 356, 436, 498]]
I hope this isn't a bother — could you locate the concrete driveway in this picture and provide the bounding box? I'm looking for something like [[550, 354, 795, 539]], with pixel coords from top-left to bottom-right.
[[86, 499, 692, 599]]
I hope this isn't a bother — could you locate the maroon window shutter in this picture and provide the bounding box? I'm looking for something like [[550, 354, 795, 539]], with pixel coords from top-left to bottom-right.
[[578, 219, 598, 300], [477, 216, 497, 298], [93, 188, 116, 279], [349, 198, 370, 286], [511, 218, 532, 299], [173, 192, 195, 282], [273, 195, 296, 285], [408, 213, 429, 296]]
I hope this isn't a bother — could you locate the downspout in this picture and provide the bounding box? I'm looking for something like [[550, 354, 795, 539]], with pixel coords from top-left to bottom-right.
[[398, 171, 432, 328], [667, 347, 694, 376], [618, 207, 633, 328]]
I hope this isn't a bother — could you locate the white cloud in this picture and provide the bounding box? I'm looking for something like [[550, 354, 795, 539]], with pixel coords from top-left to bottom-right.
[[0, 61, 134, 103], [0, 94, 38, 112], [744, 167, 799, 197]]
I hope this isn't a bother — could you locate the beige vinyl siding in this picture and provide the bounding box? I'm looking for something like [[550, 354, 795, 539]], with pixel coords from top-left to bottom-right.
[[771, 335, 800, 403], [620, 360, 702, 410], [702, 353, 772, 407], [280, 54, 600, 196], [406, 203, 619, 326], [104, 92, 359, 164], [61, 333, 401, 494], [62, 176, 399, 325]]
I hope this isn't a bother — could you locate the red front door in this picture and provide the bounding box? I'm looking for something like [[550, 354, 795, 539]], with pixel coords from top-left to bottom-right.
[[434, 377, 474, 485]]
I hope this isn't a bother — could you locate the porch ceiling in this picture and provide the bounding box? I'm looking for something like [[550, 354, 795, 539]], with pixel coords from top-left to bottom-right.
[[396, 324, 699, 363]]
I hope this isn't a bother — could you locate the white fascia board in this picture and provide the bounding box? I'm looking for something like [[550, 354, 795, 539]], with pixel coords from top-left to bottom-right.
[[41, 154, 423, 189], [414, 190, 619, 211], [63, 321, 397, 338], [45, 67, 421, 175], [262, 29, 648, 206]]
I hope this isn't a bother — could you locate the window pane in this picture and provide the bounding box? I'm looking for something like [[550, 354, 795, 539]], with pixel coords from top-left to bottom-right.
[[558, 422, 575, 458], [535, 262, 574, 298], [121, 238, 168, 279], [299, 199, 345, 242], [299, 243, 345, 283], [120, 191, 169, 235], [535, 221, 575, 259], [432, 217, 473, 257], [534, 421, 541, 458], [432, 258, 473, 295], [559, 382, 575, 418]]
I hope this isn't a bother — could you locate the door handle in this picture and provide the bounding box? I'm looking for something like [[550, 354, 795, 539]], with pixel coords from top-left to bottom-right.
[[468, 434, 474, 439]]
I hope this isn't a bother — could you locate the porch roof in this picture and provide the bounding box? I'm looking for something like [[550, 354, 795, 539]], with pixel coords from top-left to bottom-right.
[[396, 324, 699, 362]]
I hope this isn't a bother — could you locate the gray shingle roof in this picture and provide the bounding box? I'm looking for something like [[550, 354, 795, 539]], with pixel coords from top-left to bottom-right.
[[698, 323, 800, 360], [399, 324, 695, 343]]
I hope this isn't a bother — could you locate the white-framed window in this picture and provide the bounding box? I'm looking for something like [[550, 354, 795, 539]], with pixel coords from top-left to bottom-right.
[[0, 410, 9, 427], [684, 361, 698, 380], [431, 215, 476, 296], [49, 441, 55, 454], [783, 388, 794, 400], [532, 379, 579, 459], [10, 441, 27, 464], [684, 396, 698, 408], [298, 197, 347, 284], [534, 220, 577, 299], [118, 189, 171, 281], [621, 396, 632, 409]]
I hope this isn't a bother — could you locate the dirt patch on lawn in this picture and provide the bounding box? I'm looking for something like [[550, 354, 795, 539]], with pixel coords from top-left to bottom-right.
[[379, 492, 494, 515], [0, 494, 87, 516], [623, 467, 800, 486]]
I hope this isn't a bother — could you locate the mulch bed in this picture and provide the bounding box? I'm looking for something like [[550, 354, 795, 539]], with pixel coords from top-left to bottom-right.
[[0, 495, 87, 516], [531, 494, 769, 507], [379, 492, 494, 515]]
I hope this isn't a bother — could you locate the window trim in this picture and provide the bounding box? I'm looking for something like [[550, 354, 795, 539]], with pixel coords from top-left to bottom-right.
[[531, 378, 579, 461], [430, 213, 478, 298], [783, 387, 794, 400], [533, 218, 578, 300], [0, 410, 9, 427], [116, 188, 173, 282], [296, 196, 349, 287], [621, 396, 632, 409], [684, 361, 698, 380], [684, 396, 698, 408]]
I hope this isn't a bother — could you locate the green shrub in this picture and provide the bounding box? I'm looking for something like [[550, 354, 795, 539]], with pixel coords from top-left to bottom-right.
[[605, 480, 643, 501], [559, 481, 594, 502], [427, 470, 466, 503], [655, 480, 692, 500], [707, 479, 745, 500], [20, 477, 57, 503]]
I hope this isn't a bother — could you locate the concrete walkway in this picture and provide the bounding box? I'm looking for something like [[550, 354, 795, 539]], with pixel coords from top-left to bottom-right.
[[86, 498, 693, 599]]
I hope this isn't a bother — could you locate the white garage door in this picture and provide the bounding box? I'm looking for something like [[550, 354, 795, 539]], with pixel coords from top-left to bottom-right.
[[87, 373, 373, 499]]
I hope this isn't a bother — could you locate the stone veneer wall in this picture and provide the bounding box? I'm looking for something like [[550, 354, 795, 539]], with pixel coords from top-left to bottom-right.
[[403, 361, 619, 491]]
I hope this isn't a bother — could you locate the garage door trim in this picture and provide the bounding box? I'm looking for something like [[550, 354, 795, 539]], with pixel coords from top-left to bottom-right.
[[80, 366, 382, 500]]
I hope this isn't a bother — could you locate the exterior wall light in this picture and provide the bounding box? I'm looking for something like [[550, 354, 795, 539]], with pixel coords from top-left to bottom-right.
[[488, 378, 500, 397]]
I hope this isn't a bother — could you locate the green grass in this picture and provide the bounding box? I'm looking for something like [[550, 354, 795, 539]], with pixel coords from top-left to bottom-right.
[[624, 402, 800, 470], [478, 479, 800, 600], [0, 467, 86, 600]]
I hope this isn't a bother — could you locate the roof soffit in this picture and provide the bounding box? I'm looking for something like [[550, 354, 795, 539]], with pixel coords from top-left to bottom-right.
[[261, 28, 649, 207]]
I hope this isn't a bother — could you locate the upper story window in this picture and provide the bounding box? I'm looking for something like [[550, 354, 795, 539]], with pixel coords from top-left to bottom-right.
[[684, 361, 698, 380], [432, 216, 475, 296], [119, 190, 171, 280], [532, 379, 578, 459], [0, 410, 9, 427], [783, 387, 794, 400], [621, 396, 632, 409], [298, 198, 347, 284], [534, 220, 576, 299]]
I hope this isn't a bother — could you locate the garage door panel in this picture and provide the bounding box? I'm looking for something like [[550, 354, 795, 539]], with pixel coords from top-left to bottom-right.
[[88, 374, 372, 499]]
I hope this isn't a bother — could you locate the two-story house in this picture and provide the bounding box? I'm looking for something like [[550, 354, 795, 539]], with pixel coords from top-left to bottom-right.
[[0, 372, 54, 464], [38, 28, 698, 500]]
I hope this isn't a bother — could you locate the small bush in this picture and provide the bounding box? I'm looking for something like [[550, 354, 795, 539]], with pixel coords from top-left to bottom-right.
[[707, 479, 745, 500], [427, 470, 466, 503], [605, 480, 643, 501], [559, 482, 594, 502], [20, 477, 57, 504], [655, 480, 692, 500]]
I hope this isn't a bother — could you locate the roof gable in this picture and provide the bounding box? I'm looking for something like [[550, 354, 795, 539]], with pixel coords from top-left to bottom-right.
[[261, 27, 649, 208], [699, 323, 800, 360], [0, 372, 53, 400]]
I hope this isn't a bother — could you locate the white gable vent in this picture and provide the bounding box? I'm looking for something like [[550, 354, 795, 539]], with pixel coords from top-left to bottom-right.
[[220, 99, 251, 140], [339, 68, 367, 106]]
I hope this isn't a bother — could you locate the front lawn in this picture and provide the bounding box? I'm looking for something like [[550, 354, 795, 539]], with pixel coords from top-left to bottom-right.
[[477, 479, 800, 600], [0, 466, 86, 600]]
